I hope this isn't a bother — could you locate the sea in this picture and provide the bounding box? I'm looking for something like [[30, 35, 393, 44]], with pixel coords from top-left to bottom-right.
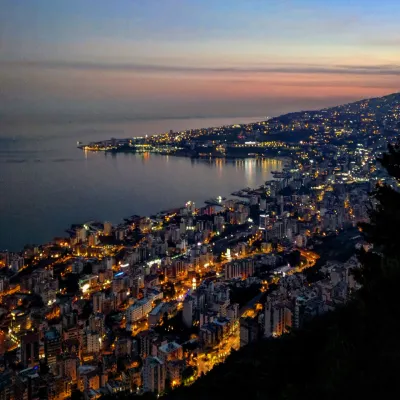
[[0, 117, 283, 251]]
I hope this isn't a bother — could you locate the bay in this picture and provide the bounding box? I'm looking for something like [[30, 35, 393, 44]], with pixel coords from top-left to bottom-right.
[[0, 117, 282, 251]]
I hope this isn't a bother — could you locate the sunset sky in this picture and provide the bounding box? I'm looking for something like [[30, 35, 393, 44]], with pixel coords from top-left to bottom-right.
[[1, 0, 400, 122]]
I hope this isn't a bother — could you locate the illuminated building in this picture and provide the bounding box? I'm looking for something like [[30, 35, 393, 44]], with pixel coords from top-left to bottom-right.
[[21, 333, 40, 368], [85, 330, 101, 354], [78, 365, 100, 392], [143, 357, 166, 393], [44, 329, 62, 370], [92, 292, 105, 314], [14, 367, 41, 400], [103, 221, 113, 236], [75, 227, 87, 244], [9, 254, 24, 273], [62, 356, 79, 383], [224, 259, 254, 280], [158, 342, 183, 365], [264, 301, 292, 338]]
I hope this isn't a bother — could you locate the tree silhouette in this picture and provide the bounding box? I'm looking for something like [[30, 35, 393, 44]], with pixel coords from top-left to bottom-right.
[[358, 142, 400, 285]]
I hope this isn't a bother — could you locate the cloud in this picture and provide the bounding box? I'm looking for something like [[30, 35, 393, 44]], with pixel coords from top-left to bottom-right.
[[3, 59, 400, 76]]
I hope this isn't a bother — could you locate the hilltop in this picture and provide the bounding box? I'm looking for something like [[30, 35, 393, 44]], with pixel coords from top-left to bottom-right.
[[268, 92, 400, 124]]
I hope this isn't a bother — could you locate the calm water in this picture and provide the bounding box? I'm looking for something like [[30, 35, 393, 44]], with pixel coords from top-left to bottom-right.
[[0, 117, 282, 251]]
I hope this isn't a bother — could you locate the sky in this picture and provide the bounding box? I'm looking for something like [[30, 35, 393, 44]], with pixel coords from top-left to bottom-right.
[[1, 0, 400, 123]]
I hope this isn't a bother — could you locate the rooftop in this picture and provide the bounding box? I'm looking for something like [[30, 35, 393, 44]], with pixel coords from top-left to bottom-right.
[[159, 342, 182, 354]]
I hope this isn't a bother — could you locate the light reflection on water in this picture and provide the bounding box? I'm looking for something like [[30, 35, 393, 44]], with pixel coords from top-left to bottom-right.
[[0, 117, 281, 250]]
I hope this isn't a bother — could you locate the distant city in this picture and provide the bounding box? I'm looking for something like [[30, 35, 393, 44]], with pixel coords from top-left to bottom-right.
[[0, 92, 399, 399]]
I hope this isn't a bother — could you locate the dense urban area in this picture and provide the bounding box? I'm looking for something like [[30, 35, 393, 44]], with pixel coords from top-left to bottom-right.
[[1, 92, 400, 399]]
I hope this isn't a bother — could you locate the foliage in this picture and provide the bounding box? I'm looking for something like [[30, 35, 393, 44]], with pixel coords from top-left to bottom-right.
[[284, 249, 301, 267], [59, 272, 79, 294], [358, 142, 400, 284], [229, 283, 261, 307], [162, 282, 176, 299], [154, 311, 198, 341], [70, 390, 83, 400], [182, 365, 197, 381]]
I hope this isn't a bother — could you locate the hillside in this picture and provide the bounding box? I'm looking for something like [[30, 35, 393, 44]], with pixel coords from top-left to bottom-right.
[[262, 92, 400, 145], [268, 92, 400, 124]]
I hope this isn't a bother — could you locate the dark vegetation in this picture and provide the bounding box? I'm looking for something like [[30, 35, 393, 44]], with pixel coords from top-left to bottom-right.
[[154, 311, 198, 342], [229, 283, 262, 308]]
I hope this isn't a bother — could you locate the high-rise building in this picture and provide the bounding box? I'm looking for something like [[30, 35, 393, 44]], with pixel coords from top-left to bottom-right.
[[63, 356, 79, 383], [88, 234, 98, 247], [182, 297, 193, 328], [259, 214, 270, 230], [240, 317, 260, 347], [76, 227, 87, 243], [179, 219, 186, 235], [44, 329, 62, 368], [137, 331, 156, 359], [0, 277, 9, 294], [264, 301, 292, 338], [224, 259, 254, 280], [103, 221, 113, 236], [143, 357, 166, 393], [88, 314, 105, 335], [225, 262, 241, 280], [260, 196, 267, 211], [21, 333, 40, 367], [104, 257, 114, 270], [85, 331, 101, 354], [14, 367, 41, 400], [77, 365, 99, 392], [93, 292, 105, 313], [9, 255, 24, 273]]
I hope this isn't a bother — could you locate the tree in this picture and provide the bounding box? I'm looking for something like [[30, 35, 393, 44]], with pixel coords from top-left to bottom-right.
[[162, 311, 168, 326], [358, 142, 400, 285], [163, 282, 176, 299], [182, 365, 196, 381], [71, 390, 83, 400], [60, 273, 79, 293], [285, 250, 301, 267]]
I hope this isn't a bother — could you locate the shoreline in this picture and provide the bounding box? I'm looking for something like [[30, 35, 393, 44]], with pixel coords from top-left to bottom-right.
[[4, 157, 286, 254], [82, 147, 290, 161]]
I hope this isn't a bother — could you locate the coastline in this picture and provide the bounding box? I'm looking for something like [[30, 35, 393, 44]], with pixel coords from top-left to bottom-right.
[[6, 167, 285, 254], [0, 155, 286, 253]]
